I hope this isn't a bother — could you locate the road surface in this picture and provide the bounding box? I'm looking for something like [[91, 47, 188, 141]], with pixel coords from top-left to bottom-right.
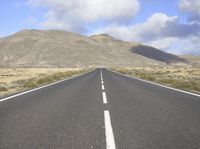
[[0, 68, 200, 149]]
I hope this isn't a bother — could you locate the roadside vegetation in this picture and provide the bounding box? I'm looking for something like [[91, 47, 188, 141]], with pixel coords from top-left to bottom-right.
[[113, 67, 200, 94], [0, 68, 89, 97]]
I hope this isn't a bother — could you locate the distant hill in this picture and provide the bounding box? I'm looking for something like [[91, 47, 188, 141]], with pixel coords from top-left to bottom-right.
[[180, 55, 200, 67], [0, 29, 187, 68]]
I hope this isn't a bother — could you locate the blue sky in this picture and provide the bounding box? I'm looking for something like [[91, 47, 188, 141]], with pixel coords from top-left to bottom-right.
[[0, 0, 200, 55], [0, 0, 180, 35], [134, 0, 178, 22]]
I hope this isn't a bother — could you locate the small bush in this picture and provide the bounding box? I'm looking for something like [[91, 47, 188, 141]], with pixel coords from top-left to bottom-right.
[[22, 80, 38, 89], [0, 86, 8, 92], [37, 76, 54, 84], [159, 78, 178, 85], [118, 69, 132, 75], [135, 72, 156, 81]]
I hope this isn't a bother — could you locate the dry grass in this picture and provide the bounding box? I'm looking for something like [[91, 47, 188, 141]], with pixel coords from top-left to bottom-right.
[[0, 68, 89, 97], [113, 66, 200, 94]]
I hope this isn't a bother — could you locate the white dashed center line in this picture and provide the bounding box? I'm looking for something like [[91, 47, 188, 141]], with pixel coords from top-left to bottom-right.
[[102, 91, 108, 104], [100, 70, 103, 80], [101, 69, 116, 149], [104, 110, 116, 149], [102, 84, 105, 90]]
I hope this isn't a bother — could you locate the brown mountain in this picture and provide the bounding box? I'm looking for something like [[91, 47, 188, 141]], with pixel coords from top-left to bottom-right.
[[0, 29, 186, 68]]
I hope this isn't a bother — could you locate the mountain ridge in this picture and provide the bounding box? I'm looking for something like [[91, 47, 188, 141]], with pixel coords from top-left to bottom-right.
[[0, 29, 186, 68]]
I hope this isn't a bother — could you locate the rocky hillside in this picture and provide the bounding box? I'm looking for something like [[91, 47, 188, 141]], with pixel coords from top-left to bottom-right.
[[0, 29, 186, 68]]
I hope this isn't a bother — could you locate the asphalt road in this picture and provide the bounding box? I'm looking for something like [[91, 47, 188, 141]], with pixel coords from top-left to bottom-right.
[[0, 68, 200, 149]]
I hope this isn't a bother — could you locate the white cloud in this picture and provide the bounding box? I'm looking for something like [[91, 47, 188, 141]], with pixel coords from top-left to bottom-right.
[[148, 38, 177, 50], [179, 0, 200, 21], [93, 13, 200, 55], [166, 37, 200, 55], [93, 13, 190, 41], [147, 37, 200, 55], [179, 0, 200, 15], [28, 0, 140, 32]]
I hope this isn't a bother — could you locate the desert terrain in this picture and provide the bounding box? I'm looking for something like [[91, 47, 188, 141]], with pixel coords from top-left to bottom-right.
[[0, 68, 87, 97], [114, 66, 200, 94]]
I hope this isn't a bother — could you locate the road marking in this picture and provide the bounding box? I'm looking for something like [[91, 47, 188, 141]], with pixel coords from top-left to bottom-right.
[[108, 69, 200, 98], [101, 70, 115, 148], [102, 84, 105, 90], [100, 69, 103, 80], [0, 70, 94, 103], [104, 110, 116, 149], [102, 91, 108, 104]]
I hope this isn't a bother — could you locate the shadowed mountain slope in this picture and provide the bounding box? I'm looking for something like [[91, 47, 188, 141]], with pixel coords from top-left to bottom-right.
[[130, 45, 186, 64]]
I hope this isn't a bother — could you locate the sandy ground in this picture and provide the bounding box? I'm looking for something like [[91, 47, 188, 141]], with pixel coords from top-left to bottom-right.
[[114, 66, 200, 94], [0, 68, 85, 97]]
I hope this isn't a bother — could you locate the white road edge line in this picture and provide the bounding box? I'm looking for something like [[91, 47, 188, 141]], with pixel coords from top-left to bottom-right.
[[108, 69, 200, 98], [102, 84, 105, 90], [104, 110, 116, 149], [102, 91, 108, 104], [0, 70, 95, 103], [102, 80, 104, 84]]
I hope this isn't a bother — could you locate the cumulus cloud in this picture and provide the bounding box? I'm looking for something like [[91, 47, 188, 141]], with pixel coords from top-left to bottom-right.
[[94, 13, 200, 41], [147, 37, 200, 55], [28, 0, 140, 32], [166, 37, 200, 55], [93, 13, 200, 54], [179, 0, 200, 21]]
